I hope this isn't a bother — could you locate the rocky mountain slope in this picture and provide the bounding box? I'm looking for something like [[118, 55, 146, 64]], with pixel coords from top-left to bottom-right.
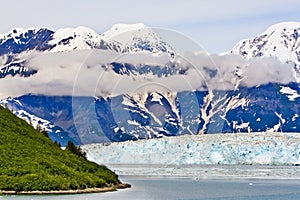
[[0, 22, 300, 145]]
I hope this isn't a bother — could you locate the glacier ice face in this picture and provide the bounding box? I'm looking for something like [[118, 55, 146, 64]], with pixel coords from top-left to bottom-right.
[[83, 132, 300, 165]]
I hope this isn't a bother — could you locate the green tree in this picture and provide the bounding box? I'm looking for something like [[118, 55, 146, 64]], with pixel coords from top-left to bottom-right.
[[40, 128, 49, 138], [54, 141, 61, 148], [36, 124, 42, 132], [65, 141, 87, 159]]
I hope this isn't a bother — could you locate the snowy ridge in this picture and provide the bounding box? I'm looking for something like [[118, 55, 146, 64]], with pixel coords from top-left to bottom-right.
[[49, 26, 99, 44], [229, 21, 300, 79], [13, 109, 53, 131], [102, 23, 174, 54], [0, 98, 54, 132], [230, 22, 300, 59], [0, 23, 173, 56], [101, 23, 146, 40], [0, 27, 44, 41], [48, 26, 109, 52], [0, 98, 73, 146], [0, 98, 52, 131], [83, 132, 300, 165], [0, 27, 54, 55]]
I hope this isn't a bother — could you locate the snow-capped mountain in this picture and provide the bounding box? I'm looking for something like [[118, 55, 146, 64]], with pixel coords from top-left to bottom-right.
[[47, 26, 120, 52], [0, 23, 175, 79], [1, 22, 300, 146], [102, 23, 174, 54], [102, 23, 147, 40], [0, 23, 173, 57], [230, 22, 300, 78], [0, 28, 54, 56], [2, 81, 300, 145]]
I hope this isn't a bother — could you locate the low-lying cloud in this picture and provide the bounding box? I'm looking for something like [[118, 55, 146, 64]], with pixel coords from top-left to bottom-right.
[[0, 50, 296, 99]]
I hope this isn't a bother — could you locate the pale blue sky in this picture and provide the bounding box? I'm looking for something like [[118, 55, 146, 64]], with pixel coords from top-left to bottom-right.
[[1, 0, 300, 53]]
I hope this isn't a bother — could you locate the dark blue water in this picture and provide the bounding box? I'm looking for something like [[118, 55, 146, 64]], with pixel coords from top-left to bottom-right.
[[1, 177, 300, 200]]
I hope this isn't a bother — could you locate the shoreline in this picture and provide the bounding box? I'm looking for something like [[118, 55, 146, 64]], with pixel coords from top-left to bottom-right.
[[0, 183, 131, 195]]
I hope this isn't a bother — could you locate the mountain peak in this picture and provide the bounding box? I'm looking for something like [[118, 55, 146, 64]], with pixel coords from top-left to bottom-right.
[[0, 27, 52, 40], [264, 21, 300, 33], [0, 23, 174, 55], [0, 27, 54, 55], [53, 26, 99, 37], [229, 21, 300, 80], [0, 28, 26, 37], [110, 23, 147, 30], [101, 23, 147, 40], [48, 26, 104, 52]]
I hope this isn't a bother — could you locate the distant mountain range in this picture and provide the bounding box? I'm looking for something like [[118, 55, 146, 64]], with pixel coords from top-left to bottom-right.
[[0, 23, 173, 55], [1, 22, 300, 146]]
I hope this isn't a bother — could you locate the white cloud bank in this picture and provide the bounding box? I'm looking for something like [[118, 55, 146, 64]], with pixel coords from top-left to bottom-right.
[[0, 50, 296, 98]]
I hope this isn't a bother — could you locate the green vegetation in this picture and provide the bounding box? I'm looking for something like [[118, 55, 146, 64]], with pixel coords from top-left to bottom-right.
[[65, 141, 87, 159], [0, 106, 120, 192]]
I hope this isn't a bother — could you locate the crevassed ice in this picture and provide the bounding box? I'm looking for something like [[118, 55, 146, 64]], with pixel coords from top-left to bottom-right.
[[83, 132, 300, 165]]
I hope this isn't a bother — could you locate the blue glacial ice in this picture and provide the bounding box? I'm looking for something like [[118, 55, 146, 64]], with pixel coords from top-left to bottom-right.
[[83, 132, 300, 165]]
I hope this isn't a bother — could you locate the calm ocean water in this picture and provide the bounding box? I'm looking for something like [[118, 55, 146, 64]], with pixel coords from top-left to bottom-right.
[[1, 177, 300, 200]]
